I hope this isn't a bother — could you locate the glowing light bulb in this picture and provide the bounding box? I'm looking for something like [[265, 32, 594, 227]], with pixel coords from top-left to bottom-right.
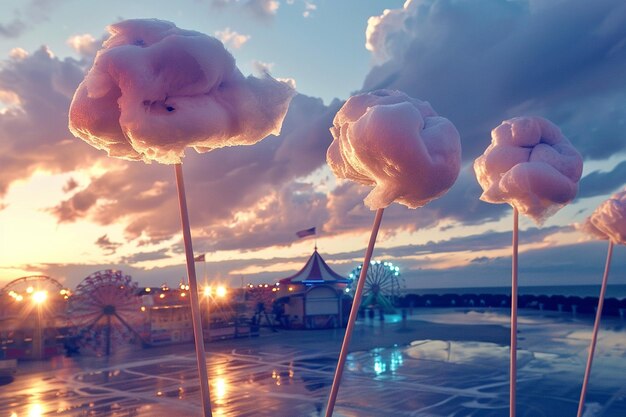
[[32, 291, 47, 304]]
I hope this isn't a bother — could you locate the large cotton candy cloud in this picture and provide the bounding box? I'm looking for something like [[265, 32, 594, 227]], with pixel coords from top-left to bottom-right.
[[69, 18, 294, 164], [327, 89, 461, 210], [585, 188, 626, 245], [474, 116, 583, 223]]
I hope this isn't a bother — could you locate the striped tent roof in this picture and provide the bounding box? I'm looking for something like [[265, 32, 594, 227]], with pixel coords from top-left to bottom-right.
[[280, 248, 350, 285]]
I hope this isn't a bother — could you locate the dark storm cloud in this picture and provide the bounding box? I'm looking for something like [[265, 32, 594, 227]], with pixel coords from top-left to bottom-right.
[[578, 161, 626, 199], [363, 0, 626, 161], [322, 225, 568, 265], [400, 240, 626, 289]]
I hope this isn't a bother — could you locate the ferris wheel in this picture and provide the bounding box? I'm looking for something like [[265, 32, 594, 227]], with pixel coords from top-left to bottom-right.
[[0, 275, 70, 359], [67, 270, 145, 356], [1, 275, 69, 318], [349, 260, 404, 313], [1, 275, 66, 300]]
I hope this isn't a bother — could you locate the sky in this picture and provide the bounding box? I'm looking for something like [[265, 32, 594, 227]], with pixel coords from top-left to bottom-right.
[[0, 0, 625, 292]]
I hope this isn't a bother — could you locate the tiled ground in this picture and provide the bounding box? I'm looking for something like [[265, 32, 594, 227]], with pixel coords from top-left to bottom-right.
[[1, 309, 625, 416]]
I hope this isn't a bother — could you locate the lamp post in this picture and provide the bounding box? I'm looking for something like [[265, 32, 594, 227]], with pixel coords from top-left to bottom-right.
[[203, 286, 228, 342], [32, 290, 47, 360], [203, 286, 212, 340]]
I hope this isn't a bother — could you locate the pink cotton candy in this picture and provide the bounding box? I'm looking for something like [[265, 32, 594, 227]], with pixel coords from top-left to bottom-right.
[[579, 218, 609, 241], [69, 19, 294, 164], [474, 116, 583, 223], [586, 188, 626, 245], [327, 89, 461, 209]]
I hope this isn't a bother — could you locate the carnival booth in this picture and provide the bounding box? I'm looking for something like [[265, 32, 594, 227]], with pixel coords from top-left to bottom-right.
[[276, 248, 351, 329]]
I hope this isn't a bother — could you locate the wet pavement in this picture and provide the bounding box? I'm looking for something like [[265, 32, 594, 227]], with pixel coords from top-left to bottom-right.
[[1, 308, 625, 417]]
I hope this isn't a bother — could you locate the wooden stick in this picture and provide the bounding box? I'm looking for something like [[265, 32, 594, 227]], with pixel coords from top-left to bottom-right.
[[325, 208, 385, 417], [510, 207, 519, 417], [577, 241, 614, 417], [174, 163, 213, 417]]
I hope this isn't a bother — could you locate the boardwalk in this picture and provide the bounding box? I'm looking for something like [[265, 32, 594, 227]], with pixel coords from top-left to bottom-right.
[[2, 309, 625, 417]]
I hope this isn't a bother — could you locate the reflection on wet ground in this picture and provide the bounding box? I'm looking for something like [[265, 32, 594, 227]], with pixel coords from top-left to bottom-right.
[[1, 309, 625, 416]]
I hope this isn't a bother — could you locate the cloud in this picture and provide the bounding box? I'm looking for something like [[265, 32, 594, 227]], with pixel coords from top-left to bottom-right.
[[427, 166, 507, 225], [26, 250, 322, 289], [50, 94, 342, 251], [365, 1, 415, 65], [214, 27, 251, 49], [66, 33, 102, 58], [381, 225, 568, 258], [362, 0, 626, 162], [192, 181, 330, 252], [252, 60, 275, 74], [245, 0, 280, 17], [0, 46, 102, 197], [9, 48, 29, 60], [120, 248, 170, 264], [578, 161, 626, 199], [401, 241, 626, 289], [303, 2, 317, 18], [62, 177, 79, 193], [0, 0, 68, 39], [212, 0, 280, 19], [323, 181, 437, 234], [319, 224, 567, 265], [0, 90, 21, 109], [323, 165, 509, 236], [3, 0, 624, 291], [95, 234, 122, 255], [24, 262, 185, 290], [18, 226, 618, 292], [0, 19, 26, 38]]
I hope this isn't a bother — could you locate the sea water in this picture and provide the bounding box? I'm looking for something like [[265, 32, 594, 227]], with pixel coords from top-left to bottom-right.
[[402, 284, 626, 298]]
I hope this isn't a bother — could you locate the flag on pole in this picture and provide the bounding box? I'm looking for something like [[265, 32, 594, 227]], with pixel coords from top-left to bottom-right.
[[194, 254, 205, 262], [296, 227, 316, 238]]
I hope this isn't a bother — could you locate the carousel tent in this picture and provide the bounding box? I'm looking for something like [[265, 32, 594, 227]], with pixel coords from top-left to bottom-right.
[[279, 247, 351, 287], [276, 248, 351, 329]]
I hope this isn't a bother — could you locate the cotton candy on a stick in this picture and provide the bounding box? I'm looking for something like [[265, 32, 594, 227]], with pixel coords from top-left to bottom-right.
[[68, 19, 294, 417], [327, 89, 461, 210], [474, 116, 583, 417], [474, 116, 583, 223], [577, 188, 626, 417], [579, 218, 609, 241], [587, 188, 626, 245], [69, 18, 294, 164], [324, 89, 461, 417]]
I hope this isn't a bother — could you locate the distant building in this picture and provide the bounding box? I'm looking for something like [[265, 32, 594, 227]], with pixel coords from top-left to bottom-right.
[[275, 248, 351, 329], [139, 284, 253, 346]]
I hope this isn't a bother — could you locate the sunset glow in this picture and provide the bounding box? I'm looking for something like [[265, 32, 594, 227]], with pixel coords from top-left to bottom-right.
[[0, 0, 624, 295]]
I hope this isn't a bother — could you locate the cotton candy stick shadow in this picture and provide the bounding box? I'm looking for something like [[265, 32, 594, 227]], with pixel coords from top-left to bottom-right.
[[324, 208, 384, 417], [577, 241, 615, 417], [510, 207, 519, 417], [174, 163, 213, 417]]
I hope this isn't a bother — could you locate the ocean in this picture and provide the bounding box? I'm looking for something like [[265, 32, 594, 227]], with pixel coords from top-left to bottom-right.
[[402, 284, 626, 299]]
